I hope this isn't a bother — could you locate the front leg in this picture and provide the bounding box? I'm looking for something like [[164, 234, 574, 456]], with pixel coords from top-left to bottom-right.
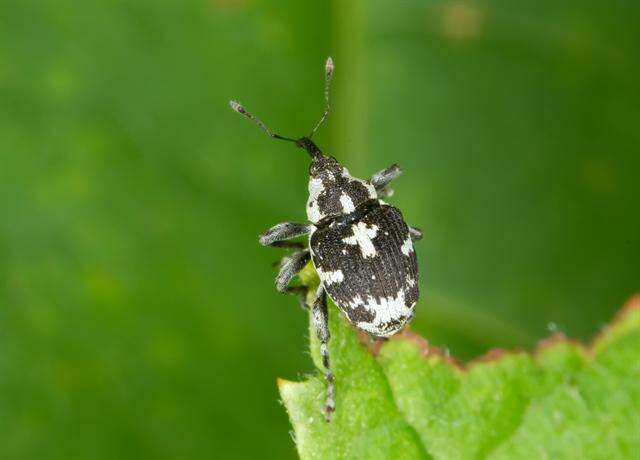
[[259, 221, 313, 306], [370, 164, 402, 191], [311, 284, 335, 421], [259, 222, 313, 246]]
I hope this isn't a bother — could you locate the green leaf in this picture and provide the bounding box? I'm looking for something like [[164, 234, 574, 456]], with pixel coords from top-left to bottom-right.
[[279, 278, 640, 459]]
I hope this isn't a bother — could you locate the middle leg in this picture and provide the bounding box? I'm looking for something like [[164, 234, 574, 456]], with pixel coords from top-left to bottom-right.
[[275, 249, 311, 293], [273, 249, 312, 310]]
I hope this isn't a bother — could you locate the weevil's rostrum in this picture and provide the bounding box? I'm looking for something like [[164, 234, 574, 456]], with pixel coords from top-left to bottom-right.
[[230, 57, 422, 420]]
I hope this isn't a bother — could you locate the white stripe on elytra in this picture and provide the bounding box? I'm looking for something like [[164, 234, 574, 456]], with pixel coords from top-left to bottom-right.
[[317, 267, 344, 285], [400, 235, 413, 256], [342, 222, 379, 258], [349, 289, 413, 336]]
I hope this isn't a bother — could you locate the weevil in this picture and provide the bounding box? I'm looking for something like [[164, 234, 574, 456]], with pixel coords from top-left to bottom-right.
[[230, 57, 422, 420]]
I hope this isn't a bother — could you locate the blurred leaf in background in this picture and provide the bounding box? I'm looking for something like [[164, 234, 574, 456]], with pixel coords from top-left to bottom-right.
[[357, 0, 640, 356], [0, 0, 638, 458]]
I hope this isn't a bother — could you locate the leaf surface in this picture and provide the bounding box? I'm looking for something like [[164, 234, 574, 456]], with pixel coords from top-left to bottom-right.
[[279, 280, 640, 460]]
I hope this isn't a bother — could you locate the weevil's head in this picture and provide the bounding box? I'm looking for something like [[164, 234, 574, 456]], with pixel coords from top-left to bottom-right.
[[229, 58, 377, 224], [298, 137, 377, 224]]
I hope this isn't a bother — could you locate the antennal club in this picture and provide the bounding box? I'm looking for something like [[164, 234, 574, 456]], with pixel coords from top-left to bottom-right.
[[229, 100, 296, 142], [309, 56, 334, 138]]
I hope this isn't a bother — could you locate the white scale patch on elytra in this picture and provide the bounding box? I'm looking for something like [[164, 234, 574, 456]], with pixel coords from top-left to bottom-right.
[[400, 235, 413, 256], [339, 193, 355, 214], [406, 275, 416, 287], [349, 289, 413, 337], [342, 222, 379, 258], [317, 267, 344, 285]]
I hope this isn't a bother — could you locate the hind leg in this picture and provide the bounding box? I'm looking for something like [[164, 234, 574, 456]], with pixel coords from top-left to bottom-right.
[[311, 284, 335, 421]]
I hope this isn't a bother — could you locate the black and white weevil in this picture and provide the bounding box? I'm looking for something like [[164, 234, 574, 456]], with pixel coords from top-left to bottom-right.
[[230, 57, 422, 420]]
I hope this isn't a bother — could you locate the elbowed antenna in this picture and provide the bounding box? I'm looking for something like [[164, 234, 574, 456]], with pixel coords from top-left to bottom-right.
[[309, 57, 334, 138], [229, 57, 334, 158], [229, 100, 297, 142]]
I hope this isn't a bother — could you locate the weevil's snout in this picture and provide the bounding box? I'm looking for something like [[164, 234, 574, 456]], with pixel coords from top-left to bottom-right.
[[296, 137, 324, 159]]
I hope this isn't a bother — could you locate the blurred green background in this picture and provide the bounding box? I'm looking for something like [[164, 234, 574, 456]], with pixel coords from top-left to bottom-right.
[[1, 0, 638, 458]]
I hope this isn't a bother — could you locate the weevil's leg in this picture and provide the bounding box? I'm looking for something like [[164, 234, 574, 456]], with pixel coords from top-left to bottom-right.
[[370, 164, 402, 191], [277, 250, 312, 309], [270, 241, 305, 250], [311, 284, 335, 420], [262, 224, 312, 308], [283, 286, 309, 310], [259, 222, 313, 247], [376, 185, 395, 199], [275, 250, 311, 293], [409, 226, 423, 242]]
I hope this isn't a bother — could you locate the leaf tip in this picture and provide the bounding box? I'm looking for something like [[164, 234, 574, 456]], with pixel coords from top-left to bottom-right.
[[277, 377, 295, 390]]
